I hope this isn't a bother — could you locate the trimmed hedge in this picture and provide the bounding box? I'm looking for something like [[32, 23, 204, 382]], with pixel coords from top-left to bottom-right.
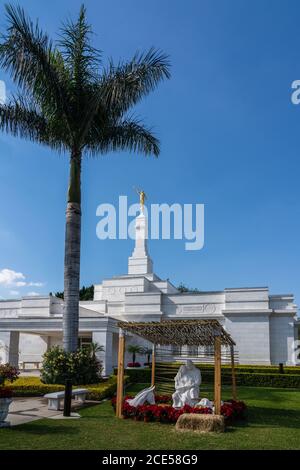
[[115, 364, 300, 388], [193, 364, 300, 375], [198, 370, 300, 388], [115, 367, 151, 383], [233, 372, 300, 388], [5, 375, 121, 400], [156, 363, 300, 375]]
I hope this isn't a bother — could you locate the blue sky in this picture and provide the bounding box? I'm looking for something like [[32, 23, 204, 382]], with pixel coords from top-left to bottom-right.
[[0, 0, 300, 308]]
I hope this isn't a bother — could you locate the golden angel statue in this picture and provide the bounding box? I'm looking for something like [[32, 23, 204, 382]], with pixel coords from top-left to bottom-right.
[[134, 187, 147, 212]]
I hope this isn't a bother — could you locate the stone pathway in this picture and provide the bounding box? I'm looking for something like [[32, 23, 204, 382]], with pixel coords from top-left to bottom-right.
[[6, 397, 63, 426], [5, 397, 99, 426]]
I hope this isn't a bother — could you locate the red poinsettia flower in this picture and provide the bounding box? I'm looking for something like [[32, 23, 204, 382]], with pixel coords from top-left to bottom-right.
[[0, 387, 13, 398], [111, 394, 246, 424]]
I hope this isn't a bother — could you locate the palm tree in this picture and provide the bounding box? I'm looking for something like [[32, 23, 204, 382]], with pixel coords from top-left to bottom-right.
[[127, 344, 143, 364], [141, 346, 152, 365], [0, 5, 170, 353], [87, 342, 104, 359]]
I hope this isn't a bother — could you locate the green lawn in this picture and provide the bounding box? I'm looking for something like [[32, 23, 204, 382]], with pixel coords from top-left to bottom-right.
[[0, 384, 299, 450]]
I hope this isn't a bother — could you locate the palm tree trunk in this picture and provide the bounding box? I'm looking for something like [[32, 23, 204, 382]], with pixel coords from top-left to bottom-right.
[[133, 353, 136, 363], [63, 150, 81, 353]]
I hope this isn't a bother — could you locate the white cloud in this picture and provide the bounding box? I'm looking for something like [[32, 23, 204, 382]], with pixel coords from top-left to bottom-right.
[[27, 291, 39, 296], [0, 80, 6, 104], [0, 269, 25, 286], [0, 268, 44, 290], [9, 290, 19, 296]]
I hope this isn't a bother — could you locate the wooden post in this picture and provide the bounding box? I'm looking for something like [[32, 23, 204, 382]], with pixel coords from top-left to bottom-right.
[[151, 344, 156, 387], [230, 344, 237, 401], [214, 335, 221, 415], [116, 329, 125, 418]]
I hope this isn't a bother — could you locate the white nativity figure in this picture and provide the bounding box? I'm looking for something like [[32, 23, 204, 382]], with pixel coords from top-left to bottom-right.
[[126, 385, 155, 407], [172, 359, 202, 408], [195, 398, 224, 412], [196, 398, 213, 409]]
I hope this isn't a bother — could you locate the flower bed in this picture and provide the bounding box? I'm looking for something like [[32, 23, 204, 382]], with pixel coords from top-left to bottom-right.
[[111, 394, 247, 424], [0, 387, 13, 399], [0, 364, 19, 425], [0, 364, 19, 399], [0, 364, 19, 385]]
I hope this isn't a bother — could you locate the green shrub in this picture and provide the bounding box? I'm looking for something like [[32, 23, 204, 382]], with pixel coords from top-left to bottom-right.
[[114, 367, 151, 383], [196, 364, 300, 375], [5, 376, 68, 396], [40, 346, 102, 385], [156, 362, 300, 375], [5, 375, 121, 400], [193, 370, 300, 387], [86, 376, 119, 401], [234, 372, 300, 388], [116, 363, 300, 388]]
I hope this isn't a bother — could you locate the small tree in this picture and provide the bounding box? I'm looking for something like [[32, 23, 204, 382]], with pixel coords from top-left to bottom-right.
[[53, 285, 94, 301], [177, 283, 201, 293], [87, 342, 104, 359], [41, 346, 102, 384], [141, 347, 152, 365], [127, 344, 142, 364]]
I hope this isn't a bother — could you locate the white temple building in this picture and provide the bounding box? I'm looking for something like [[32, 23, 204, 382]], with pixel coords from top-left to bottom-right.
[[0, 210, 299, 374]]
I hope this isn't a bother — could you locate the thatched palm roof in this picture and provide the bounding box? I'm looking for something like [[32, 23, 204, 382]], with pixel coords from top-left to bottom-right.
[[117, 319, 235, 346]]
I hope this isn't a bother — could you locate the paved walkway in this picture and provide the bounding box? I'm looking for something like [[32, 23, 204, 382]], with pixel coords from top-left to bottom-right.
[[6, 397, 63, 426], [5, 397, 99, 426]]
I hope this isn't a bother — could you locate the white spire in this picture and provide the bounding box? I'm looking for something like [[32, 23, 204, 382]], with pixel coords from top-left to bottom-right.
[[128, 209, 153, 275]]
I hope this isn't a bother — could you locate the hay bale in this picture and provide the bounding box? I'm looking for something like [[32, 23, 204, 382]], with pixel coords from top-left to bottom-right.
[[175, 413, 225, 433]]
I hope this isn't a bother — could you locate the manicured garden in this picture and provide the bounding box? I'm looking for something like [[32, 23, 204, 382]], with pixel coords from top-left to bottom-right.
[[0, 383, 299, 450]]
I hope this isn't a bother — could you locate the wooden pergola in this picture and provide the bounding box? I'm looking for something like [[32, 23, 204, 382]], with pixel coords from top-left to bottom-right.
[[115, 319, 237, 418]]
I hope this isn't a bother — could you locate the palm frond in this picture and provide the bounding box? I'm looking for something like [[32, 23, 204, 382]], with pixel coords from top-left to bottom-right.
[[57, 5, 102, 145], [58, 5, 101, 85], [75, 82, 104, 147], [0, 5, 71, 127], [86, 116, 160, 157], [0, 5, 169, 158], [100, 47, 170, 118], [0, 96, 67, 151]]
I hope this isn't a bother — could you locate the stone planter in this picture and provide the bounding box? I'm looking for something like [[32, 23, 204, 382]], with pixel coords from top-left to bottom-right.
[[0, 398, 12, 427]]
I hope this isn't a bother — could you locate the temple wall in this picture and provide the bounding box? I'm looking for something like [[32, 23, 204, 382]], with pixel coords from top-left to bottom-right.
[[269, 314, 297, 365], [0, 281, 298, 367], [224, 314, 271, 364]]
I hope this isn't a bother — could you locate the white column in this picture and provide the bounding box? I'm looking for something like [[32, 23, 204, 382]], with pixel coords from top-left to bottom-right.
[[92, 330, 113, 376], [8, 331, 20, 368]]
